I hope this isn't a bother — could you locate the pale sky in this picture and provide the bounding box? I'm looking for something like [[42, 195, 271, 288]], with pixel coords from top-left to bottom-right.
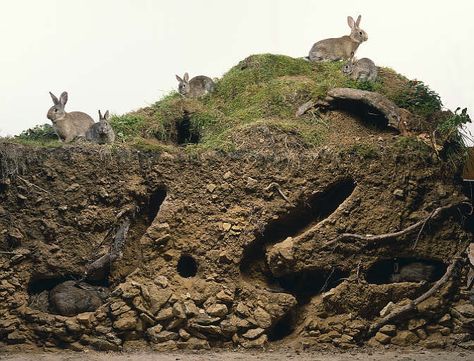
[[0, 0, 473, 139]]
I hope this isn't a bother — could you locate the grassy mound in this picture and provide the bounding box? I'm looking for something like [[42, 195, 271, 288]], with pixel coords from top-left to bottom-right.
[[10, 53, 466, 154]]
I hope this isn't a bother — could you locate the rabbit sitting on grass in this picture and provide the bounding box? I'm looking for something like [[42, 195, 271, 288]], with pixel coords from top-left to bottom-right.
[[49, 280, 109, 316], [342, 57, 378, 82], [47, 91, 94, 142], [309, 15, 368, 62], [85, 110, 115, 144], [176, 72, 215, 98]]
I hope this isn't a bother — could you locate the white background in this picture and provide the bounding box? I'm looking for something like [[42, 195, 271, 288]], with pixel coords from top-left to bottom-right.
[[0, 0, 473, 140]]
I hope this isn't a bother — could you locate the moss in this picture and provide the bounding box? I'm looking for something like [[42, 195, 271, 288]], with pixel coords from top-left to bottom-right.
[[348, 143, 380, 159]]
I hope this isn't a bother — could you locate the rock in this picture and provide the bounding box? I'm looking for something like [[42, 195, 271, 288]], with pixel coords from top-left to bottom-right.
[[216, 289, 234, 304], [154, 276, 169, 288], [150, 340, 178, 351], [183, 300, 200, 317], [390, 330, 419, 346], [206, 183, 217, 193], [80, 334, 120, 351], [235, 302, 251, 317], [416, 328, 428, 340], [76, 312, 94, 328], [6, 330, 26, 344], [188, 323, 222, 338], [191, 314, 221, 326], [223, 171, 232, 180], [422, 334, 446, 349], [374, 332, 391, 345], [220, 319, 238, 337], [146, 324, 163, 341], [379, 302, 396, 317], [439, 327, 451, 336], [242, 327, 265, 340], [393, 189, 404, 198], [222, 223, 232, 232], [241, 334, 268, 349], [179, 328, 191, 341], [453, 303, 474, 318], [253, 307, 272, 329], [459, 340, 474, 350], [439, 313, 452, 326], [150, 331, 179, 343], [149, 290, 172, 315], [379, 324, 397, 336], [178, 337, 211, 350], [172, 302, 187, 319], [206, 303, 228, 318], [113, 311, 138, 331], [155, 307, 173, 321], [408, 318, 426, 330]]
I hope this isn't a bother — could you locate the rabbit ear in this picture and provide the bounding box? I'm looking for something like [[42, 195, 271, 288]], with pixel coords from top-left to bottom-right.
[[183, 73, 189, 82], [59, 91, 68, 106], [176, 74, 183, 82], [356, 15, 361, 27], [347, 16, 355, 29], [49, 92, 59, 105], [98, 110, 102, 119], [104, 110, 109, 119]]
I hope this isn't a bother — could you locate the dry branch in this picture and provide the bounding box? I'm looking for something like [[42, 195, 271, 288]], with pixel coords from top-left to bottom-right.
[[83, 218, 130, 281], [325, 202, 469, 249], [264, 182, 292, 204], [368, 255, 460, 336]]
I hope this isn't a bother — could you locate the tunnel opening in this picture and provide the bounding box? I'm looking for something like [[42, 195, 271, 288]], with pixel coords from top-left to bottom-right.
[[176, 112, 200, 145], [240, 178, 356, 278], [268, 309, 297, 342], [366, 258, 446, 285], [333, 99, 392, 130], [177, 254, 198, 278], [277, 268, 349, 305], [27, 276, 109, 314], [145, 186, 167, 224]]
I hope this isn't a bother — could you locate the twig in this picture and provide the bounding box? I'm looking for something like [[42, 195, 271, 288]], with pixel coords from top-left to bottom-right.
[[319, 268, 335, 293], [324, 202, 469, 249], [264, 182, 292, 204], [411, 208, 436, 250], [0, 251, 18, 255], [17, 176, 50, 194], [368, 255, 460, 336]]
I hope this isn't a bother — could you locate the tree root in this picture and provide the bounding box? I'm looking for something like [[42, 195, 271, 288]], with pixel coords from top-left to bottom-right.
[[368, 255, 461, 336], [324, 202, 470, 249], [83, 217, 130, 281]]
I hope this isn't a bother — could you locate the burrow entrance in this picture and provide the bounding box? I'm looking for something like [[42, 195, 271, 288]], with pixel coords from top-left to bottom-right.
[[27, 275, 109, 314], [332, 99, 392, 130], [366, 258, 446, 284], [177, 254, 198, 278], [176, 112, 200, 145], [277, 268, 349, 305], [240, 178, 356, 279]]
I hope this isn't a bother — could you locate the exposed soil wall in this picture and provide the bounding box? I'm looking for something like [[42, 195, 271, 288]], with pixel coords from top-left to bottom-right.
[[0, 115, 473, 352]]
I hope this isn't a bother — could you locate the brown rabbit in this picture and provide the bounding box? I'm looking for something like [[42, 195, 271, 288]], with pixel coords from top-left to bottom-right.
[[49, 280, 109, 316], [47, 91, 94, 142], [390, 262, 437, 283], [176, 73, 215, 98], [308, 15, 368, 62]]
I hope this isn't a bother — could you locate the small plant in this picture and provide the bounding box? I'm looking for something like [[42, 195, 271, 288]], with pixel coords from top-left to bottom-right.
[[109, 114, 146, 141], [437, 107, 472, 171], [394, 80, 442, 117], [16, 123, 57, 141]]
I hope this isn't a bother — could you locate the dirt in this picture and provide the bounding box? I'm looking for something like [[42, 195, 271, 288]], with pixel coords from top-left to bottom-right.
[[0, 350, 473, 361], [0, 105, 473, 353]]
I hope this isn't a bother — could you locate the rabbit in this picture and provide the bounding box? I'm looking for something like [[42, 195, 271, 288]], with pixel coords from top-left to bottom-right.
[[49, 280, 109, 316], [308, 15, 368, 62], [85, 110, 115, 144], [342, 57, 378, 82], [176, 72, 215, 98], [390, 262, 437, 283], [47, 91, 94, 142]]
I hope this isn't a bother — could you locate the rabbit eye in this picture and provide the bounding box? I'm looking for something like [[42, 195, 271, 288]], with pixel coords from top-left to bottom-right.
[[54, 109, 58, 112], [359, 31, 363, 35]]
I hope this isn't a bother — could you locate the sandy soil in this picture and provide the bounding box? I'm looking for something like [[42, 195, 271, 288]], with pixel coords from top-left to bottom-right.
[[0, 350, 473, 361]]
